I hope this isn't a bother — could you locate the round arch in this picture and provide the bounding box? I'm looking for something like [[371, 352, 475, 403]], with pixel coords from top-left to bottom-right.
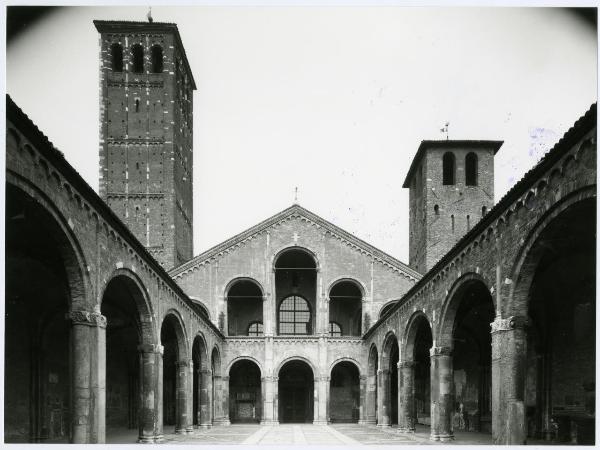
[[436, 272, 492, 349], [508, 188, 596, 318], [211, 345, 222, 376], [7, 176, 90, 310], [403, 311, 433, 362], [378, 300, 398, 319], [275, 356, 318, 376], [101, 267, 156, 345], [329, 357, 362, 376], [161, 309, 190, 360], [380, 331, 399, 368], [226, 356, 264, 377], [271, 245, 320, 270], [192, 333, 209, 369], [224, 276, 265, 298], [327, 277, 367, 297]]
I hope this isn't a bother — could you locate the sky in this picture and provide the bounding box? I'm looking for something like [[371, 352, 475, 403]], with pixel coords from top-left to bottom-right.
[[6, 5, 597, 263]]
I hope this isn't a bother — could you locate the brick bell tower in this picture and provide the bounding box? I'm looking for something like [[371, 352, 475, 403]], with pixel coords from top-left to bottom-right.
[[403, 140, 502, 274], [95, 20, 194, 269]]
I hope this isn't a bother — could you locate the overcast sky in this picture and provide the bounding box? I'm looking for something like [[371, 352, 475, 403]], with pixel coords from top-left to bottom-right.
[[6, 6, 597, 262]]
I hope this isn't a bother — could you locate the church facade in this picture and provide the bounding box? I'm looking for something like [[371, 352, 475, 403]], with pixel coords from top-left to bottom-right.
[[4, 18, 596, 445]]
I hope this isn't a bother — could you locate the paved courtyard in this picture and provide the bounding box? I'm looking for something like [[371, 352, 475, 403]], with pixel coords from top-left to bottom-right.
[[107, 423, 495, 445]]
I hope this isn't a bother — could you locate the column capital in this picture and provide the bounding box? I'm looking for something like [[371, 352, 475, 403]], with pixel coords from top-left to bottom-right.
[[261, 376, 276, 382], [377, 368, 390, 375], [67, 310, 107, 328], [398, 361, 416, 369], [199, 368, 212, 375], [222, 376, 230, 382], [430, 346, 452, 357], [316, 376, 330, 382], [176, 359, 192, 368], [490, 315, 528, 333], [359, 375, 367, 381], [137, 343, 164, 355]]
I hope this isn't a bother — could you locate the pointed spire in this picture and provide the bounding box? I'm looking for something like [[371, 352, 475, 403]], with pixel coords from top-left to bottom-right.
[[147, 6, 153, 23]]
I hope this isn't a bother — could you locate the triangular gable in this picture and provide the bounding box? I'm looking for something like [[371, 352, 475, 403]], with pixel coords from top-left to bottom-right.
[[169, 204, 421, 281]]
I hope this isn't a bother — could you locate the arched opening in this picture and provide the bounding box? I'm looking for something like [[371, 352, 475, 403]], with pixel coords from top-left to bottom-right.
[[329, 362, 360, 423], [405, 314, 433, 429], [379, 301, 397, 319], [329, 281, 362, 336], [151, 45, 163, 73], [226, 279, 263, 336], [5, 184, 80, 443], [131, 44, 144, 74], [442, 152, 456, 185], [381, 334, 399, 426], [161, 314, 187, 434], [278, 360, 314, 423], [101, 274, 151, 441], [111, 43, 123, 72], [229, 360, 262, 423], [443, 279, 494, 434], [520, 198, 595, 444], [366, 346, 379, 424], [465, 152, 478, 186], [192, 336, 209, 429], [275, 249, 317, 335]]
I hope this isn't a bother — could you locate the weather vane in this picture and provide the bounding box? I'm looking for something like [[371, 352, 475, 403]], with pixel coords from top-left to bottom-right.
[[440, 121, 449, 140]]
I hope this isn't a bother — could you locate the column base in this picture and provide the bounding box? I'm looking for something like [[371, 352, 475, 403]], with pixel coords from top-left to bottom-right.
[[359, 419, 377, 425], [199, 423, 212, 429], [397, 427, 415, 433], [313, 420, 328, 425], [138, 434, 164, 443], [213, 418, 231, 426], [430, 433, 454, 442], [185, 426, 195, 434], [260, 420, 279, 425], [175, 428, 187, 434], [377, 423, 391, 428]]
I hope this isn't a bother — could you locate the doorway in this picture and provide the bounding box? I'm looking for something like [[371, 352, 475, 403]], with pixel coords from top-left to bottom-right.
[[278, 360, 314, 423]]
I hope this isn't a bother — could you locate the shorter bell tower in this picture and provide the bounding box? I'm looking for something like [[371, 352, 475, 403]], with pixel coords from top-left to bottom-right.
[[403, 140, 502, 274]]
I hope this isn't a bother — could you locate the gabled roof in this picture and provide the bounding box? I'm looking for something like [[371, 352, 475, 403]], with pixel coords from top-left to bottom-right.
[[402, 140, 503, 188], [93, 20, 196, 90], [169, 204, 422, 281]]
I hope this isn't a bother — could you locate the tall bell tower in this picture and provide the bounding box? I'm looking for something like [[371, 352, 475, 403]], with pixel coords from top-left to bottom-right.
[[95, 20, 194, 269]]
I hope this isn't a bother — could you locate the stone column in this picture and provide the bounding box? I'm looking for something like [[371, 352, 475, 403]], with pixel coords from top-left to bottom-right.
[[377, 368, 390, 427], [212, 375, 222, 424], [491, 316, 527, 444], [314, 376, 328, 424], [430, 346, 453, 442], [261, 376, 277, 424], [138, 344, 163, 443], [273, 377, 279, 424], [199, 369, 212, 428], [221, 376, 231, 425], [186, 362, 194, 433], [358, 375, 368, 424], [69, 310, 106, 444], [398, 361, 416, 433], [365, 370, 377, 424], [175, 360, 191, 434]]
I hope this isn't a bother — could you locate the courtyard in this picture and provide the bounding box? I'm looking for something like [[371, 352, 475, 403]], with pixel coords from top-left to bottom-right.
[[106, 424, 494, 445]]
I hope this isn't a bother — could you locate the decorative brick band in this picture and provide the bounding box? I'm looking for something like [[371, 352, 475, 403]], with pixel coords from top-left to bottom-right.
[[490, 315, 528, 333], [138, 343, 164, 355], [67, 310, 107, 328], [430, 346, 452, 357]]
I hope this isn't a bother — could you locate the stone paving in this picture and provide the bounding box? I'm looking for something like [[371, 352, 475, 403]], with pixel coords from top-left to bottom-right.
[[107, 423, 496, 445]]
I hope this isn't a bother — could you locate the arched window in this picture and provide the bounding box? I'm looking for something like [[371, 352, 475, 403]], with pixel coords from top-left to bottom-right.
[[482, 205, 487, 216], [329, 281, 362, 336], [465, 152, 478, 186], [131, 44, 144, 73], [329, 322, 342, 337], [279, 295, 311, 335], [110, 43, 123, 72], [151, 45, 163, 73], [442, 152, 455, 185], [248, 322, 263, 336]]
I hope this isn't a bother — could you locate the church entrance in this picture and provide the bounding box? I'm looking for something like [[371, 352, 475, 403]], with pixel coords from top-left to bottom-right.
[[278, 360, 314, 423]]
